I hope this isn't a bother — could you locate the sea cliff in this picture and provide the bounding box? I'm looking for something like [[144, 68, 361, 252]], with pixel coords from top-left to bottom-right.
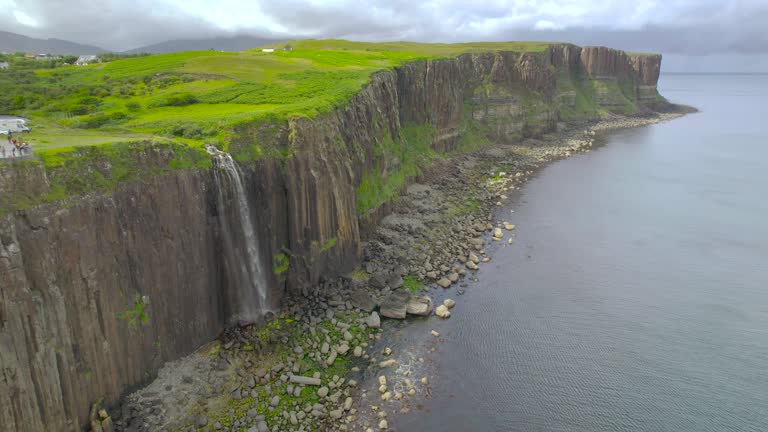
[[0, 43, 674, 431]]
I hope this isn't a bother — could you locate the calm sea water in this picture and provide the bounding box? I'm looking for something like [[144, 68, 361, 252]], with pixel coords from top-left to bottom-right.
[[396, 74, 768, 431]]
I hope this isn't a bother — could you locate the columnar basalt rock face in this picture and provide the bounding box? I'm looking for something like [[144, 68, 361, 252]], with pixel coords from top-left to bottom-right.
[[278, 51, 566, 288], [0, 171, 225, 432], [0, 163, 48, 210], [395, 57, 472, 151], [0, 44, 666, 431], [631, 54, 663, 100], [580, 46, 635, 79], [631, 54, 662, 86], [548, 43, 582, 70]]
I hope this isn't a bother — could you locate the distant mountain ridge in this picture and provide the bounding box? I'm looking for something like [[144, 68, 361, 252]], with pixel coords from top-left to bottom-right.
[[0, 31, 285, 55], [0, 31, 106, 54], [124, 35, 285, 54]]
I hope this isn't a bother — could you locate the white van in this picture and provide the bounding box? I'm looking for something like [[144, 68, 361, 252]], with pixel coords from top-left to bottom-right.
[[0, 118, 30, 133]]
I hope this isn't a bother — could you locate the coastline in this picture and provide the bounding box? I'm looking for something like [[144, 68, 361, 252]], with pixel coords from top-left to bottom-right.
[[343, 106, 695, 431], [101, 106, 693, 432]]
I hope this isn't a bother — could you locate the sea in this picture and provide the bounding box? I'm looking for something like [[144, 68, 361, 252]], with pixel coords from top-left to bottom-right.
[[394, 73, 768, 432]]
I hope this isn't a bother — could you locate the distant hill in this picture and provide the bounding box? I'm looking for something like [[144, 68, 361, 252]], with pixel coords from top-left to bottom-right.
[[124, 35, 285, 54], [0, 31, 287, 55], [0, 31, 106, 55]]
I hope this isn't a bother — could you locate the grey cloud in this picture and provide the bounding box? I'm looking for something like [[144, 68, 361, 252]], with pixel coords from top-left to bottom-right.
[[1, 0, 276, 51], [254, 0, 768, 56]]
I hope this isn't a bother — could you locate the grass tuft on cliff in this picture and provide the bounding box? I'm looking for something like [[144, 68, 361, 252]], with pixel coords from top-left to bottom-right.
[[355, 124, 437, 216]]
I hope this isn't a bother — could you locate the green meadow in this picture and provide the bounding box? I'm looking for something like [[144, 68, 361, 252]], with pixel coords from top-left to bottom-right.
[[0, 39, 563, 214], [0, 40, 553, 157]]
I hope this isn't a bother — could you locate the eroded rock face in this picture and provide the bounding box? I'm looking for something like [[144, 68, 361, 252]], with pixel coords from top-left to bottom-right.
[[0, 171, 229, 431], [548, 43, 582, 70], [580, 46, 635, 79], [631, 54, 662, 87], [0, 43, 666, 432], [631, 54, 663, 100]]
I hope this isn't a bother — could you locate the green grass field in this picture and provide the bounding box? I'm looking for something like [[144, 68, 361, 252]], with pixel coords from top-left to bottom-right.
[[262, 39, 553, 56], [20, 120, 163, 150], [0, 39, 564, 214], [0, 39, 556, 157], [0, 39, 656, 217]]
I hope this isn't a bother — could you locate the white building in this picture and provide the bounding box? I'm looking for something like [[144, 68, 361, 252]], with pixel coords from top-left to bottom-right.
[[261, 48, 275, 53], [0, 61, 9, 70]]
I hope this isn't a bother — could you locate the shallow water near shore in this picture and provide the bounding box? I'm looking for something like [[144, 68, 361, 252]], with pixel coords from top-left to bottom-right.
[[394, 74, 768, 431]]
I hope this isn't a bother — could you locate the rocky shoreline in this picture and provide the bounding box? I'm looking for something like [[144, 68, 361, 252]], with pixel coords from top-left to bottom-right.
[[95, 108, 691, 432]]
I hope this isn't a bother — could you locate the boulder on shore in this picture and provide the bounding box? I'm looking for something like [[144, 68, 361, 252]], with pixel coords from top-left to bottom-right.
[[366, 311, 381, 328], [436, 278, 451, 288], [435, 305, 451, 319], [350, 290, 376, 312], [289, 375, 322, 386], [379, 359, 397, 368], [369, 273, 388, 289], [387, 274, 404, 289], [406, 296, 433, 316], [380, 290, 410, 319]]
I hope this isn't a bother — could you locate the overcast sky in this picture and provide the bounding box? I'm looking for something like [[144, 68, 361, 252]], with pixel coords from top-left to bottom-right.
[[2, 0, 767, 71]]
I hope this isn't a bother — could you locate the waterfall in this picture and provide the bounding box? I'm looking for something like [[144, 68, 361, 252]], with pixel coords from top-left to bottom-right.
[[209, 146, 270, 323]]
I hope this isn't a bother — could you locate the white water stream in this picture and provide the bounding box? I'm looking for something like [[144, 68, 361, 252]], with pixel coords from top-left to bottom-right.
[[209, 146, 269, 322]]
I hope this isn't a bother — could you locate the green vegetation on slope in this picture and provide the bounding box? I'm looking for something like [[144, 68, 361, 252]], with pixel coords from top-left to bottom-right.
[[263, 39, 553, 56], [355, 124, 437, 216], [556, 69, 600, 121], [556, 66, 639, 119], [403, 274, 425, 293], [0, 40, 555, 155], [0, 41, 555, 214], [0, 140, 210, 216], [0, 39, 651, 217]]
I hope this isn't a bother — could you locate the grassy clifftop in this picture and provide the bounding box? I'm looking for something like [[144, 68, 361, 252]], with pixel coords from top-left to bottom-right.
[[4, 40, 664, 217], [1, 40, 551, 157], [0, 40, 557, 214]]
